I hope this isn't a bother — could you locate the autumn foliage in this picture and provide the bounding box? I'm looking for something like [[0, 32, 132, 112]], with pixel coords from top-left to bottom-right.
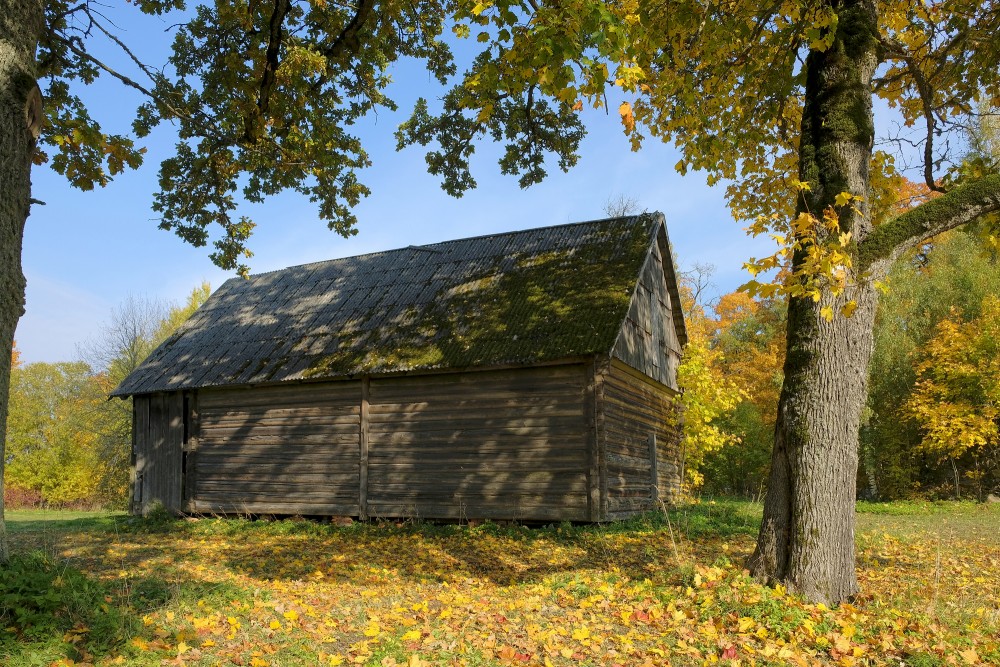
[[3, 501, 998, 665], [3, 287, 210, 509], [906, 297, 1000, 497]]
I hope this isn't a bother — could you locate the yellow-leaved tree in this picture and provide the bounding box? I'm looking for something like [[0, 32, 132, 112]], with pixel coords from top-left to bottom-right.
[[906, 298, 1000, 500], [676, 342, 743, 493], [6, 362, 106, 506]]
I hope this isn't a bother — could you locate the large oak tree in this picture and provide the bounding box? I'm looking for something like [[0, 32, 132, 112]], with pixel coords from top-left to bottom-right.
[[402, 0, 1000, 604]]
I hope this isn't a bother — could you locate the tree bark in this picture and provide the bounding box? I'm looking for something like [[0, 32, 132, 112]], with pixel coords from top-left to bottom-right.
[[747, 0, 880, 605], [747, 0, 1000, 605], [0, 0, 44, 562]]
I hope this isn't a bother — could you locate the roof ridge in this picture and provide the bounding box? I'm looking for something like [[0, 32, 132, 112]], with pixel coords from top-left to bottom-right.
[[244, 214, 654, 280]]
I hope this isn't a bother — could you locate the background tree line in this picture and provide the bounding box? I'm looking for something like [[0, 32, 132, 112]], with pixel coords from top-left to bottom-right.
[[8, 216, 999, 511], [4, 284, 208, 509], [681, 216, 1000, 502]]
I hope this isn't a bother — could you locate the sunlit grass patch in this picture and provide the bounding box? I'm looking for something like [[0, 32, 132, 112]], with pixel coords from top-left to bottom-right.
[[3, 501, 998, 666]]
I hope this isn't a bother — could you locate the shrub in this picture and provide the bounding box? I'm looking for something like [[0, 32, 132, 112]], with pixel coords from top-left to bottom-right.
[[3, 486, 44, 510]]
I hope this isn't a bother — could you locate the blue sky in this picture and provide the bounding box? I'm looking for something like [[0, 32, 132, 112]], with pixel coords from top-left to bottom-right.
[[17, 6, 772, 364]]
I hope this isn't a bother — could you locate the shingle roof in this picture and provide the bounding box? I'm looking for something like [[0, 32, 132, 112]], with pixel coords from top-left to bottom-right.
[[112, 213, 680, 396]]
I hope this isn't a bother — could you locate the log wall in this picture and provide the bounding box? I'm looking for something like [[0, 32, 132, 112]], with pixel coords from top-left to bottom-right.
[[131, 361, 677, 522], [190, 381, 362, 515], [366, 365, 590, 521], [599, 359, 682, 520]]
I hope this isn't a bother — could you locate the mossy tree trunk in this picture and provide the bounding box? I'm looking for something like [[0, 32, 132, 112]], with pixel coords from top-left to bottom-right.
[[0, 0, 44, 562], [748, 0, 1000, 605]]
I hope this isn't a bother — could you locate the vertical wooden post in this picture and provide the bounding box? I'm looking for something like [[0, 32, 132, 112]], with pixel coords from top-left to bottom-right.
[[585, 360, 600, 521], [183, 392, 200, 510], [359, 377, 370, 519], [129, 398, 138, 515], [649, 433, 659, 503], [595, 358, 609, 518]]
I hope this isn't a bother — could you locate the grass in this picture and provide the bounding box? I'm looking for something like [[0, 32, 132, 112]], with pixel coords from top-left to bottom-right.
[[5, 509, 126, 533], [2, 500, 998, 666]]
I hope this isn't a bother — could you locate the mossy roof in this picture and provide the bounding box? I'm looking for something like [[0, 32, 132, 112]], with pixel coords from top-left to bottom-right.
[[112, 213, 682, 396]]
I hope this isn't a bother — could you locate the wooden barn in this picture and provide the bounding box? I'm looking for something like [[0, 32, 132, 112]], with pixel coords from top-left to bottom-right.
[[112, 213, 688, 522]]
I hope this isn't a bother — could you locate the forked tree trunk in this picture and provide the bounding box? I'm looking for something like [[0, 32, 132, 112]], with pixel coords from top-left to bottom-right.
[[0, 0, 44, 562], [747, 0, 880, 605]]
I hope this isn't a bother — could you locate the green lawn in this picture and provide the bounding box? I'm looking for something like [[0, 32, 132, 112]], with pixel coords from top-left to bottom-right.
[[5, 509, 126, 531], [2, 501, 997, 666]]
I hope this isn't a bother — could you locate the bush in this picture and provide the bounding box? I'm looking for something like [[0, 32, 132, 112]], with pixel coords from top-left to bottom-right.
[[3, 487, 44, 510]]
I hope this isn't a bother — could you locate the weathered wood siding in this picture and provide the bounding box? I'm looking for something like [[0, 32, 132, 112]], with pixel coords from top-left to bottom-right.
[[599, 359, 682, 520], [366, 365, 590, 521], [189, 381, 362, 515], [132, 392, 185, 513], [132, 362, 683, 522], [611, 231, 682, 390]]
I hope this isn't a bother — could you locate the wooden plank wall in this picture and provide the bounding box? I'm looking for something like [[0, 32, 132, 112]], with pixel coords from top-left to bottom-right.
[[190, 382, 362, 515], [366, 365, 590, 522], [599, 359, 682, 520], [611, 235, 683, 391], [135, 364, 594, 521], [132, 392, 185, 513]]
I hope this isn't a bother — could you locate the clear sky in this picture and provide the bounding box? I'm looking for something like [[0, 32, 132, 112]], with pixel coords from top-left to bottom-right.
[[16, 6, 772, 364]]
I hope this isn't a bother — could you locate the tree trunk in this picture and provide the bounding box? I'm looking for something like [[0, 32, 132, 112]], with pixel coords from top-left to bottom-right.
[[747, 0, 880, 605], [0, 0, 44, 562]]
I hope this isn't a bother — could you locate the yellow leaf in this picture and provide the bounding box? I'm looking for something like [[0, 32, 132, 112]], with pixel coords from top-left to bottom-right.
[[835, 191, 854, 207], [959, 648, 979, 664], [476, 103, 494, 123], [571, 626, 591, 641], [841, 300, 857, 318], [364, 623, 381, 637], [177, 641, 191, 655], [618, 102, 635, 133], [402, 630, 421, 642], [270, 620, 282, 630]]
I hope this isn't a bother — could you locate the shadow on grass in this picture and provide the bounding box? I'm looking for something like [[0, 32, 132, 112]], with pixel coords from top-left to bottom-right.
[[49, 500, 763, 589], [0, 548, 245, 666]]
